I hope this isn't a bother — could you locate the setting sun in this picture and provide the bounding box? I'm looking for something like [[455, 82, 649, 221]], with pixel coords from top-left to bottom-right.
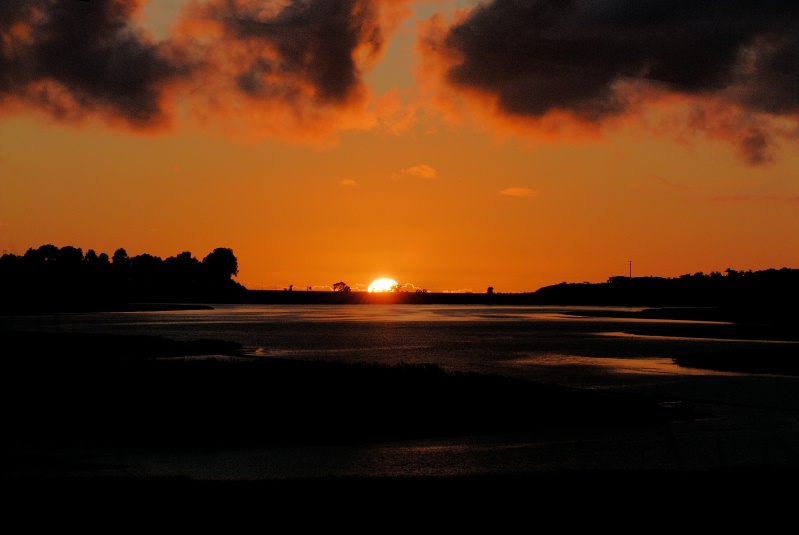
[[368, 278, 398, 292]]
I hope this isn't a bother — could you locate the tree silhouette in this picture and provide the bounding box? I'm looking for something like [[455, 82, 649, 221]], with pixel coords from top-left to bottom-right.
[[4, 244, 799, 312], [333, 282, 351, 292], [202, 248, 238, 280], [0, 244, 246, 311], [112, 248, 129, 265]]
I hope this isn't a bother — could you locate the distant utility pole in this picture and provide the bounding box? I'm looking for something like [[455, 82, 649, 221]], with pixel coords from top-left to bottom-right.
[[629, 261, 632, 278]]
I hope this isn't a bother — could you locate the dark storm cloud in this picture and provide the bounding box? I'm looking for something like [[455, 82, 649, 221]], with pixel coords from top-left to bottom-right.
[[442, 0, 798, 116], [0, 0, 393, 132], [200, 0, 384, 104], [0, 0, 188, 128], [427, 0, 798, 162]]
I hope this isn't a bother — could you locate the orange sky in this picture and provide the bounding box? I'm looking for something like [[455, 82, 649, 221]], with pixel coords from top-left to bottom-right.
[[1, 1, 798, 293]]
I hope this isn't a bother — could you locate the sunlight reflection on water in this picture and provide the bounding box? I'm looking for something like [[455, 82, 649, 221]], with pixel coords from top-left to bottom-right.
[[7, 303, 799, 479], [3, 303, 795, 387], [510, 354, 735, 377], [601, 330, 799, 345]]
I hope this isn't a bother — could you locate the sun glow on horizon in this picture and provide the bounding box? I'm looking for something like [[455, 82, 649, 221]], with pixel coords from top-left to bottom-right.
[[368, 278, 398, 292]]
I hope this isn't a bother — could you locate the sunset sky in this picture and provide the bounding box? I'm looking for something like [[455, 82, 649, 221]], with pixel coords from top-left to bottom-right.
[[1, 0, 797, 293]]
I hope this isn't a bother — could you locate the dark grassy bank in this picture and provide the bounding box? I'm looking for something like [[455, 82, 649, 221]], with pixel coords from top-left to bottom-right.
[[6, 468, 797, 529], [6, 328, 799, 514], [2, 329, 700, 458], [673, 346, 799, 376]]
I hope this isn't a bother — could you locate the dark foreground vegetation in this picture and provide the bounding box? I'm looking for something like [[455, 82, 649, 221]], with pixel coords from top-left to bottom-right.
[[3, 330, 796, 516], [2, 330, 700, 457]]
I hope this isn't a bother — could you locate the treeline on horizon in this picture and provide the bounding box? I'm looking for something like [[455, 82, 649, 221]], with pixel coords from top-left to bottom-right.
[[1, 244, 798, 313], [0, 244, 246, 312], [533, 268, 799, 311]]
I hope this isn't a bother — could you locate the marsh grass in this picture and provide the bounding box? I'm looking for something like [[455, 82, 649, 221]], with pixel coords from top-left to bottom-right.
[[1, 329, 700, 454]]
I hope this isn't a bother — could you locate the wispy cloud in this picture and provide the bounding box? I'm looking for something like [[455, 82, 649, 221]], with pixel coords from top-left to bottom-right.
[[393, 164, 438, 179], [340, 178, 358, 186], [500, 187, 537, 198], [705, 194, 793, 203]]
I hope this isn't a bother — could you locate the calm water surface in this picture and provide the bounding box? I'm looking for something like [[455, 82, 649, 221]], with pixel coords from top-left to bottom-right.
[[4, 303, 794, 388], [4, 304, 799, 479]]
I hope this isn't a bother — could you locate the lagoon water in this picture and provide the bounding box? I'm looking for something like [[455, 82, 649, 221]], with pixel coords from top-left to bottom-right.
[[4, 304, 799, 479], [4, 303, 793, 386]]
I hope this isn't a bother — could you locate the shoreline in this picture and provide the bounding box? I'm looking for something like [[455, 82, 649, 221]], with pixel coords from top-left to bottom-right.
[[4, 313, 798, 486], [3, 328, 706, 480]]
